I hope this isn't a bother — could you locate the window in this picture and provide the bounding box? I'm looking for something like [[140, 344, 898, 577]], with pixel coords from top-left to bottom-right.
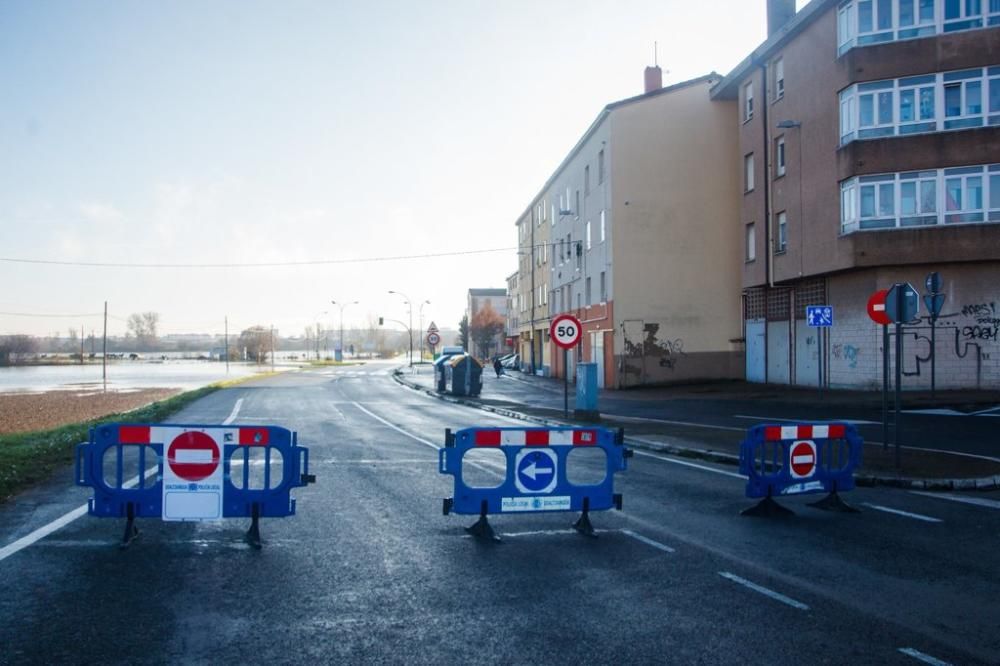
[[744, 153, 755, 192], [551, 203, 556, 226], [776, 137, 786, 177], [536, 204, 542, 226], [585, 165, 590, 195], [776, 212, 788, 252], [743, 81, 754, 121], [575, 241, 582, 270], [542, 242, 547, 263], [543, 283, 548, 305], [600, 209, 606, 242], [840, 163, 1000, 233], [746, 222, 756, 261], [586, 221, 592, 250], [839, 66, 1000, 145], [600, 272, 606, 302], [774, 58, 785, 100], [838, 0, 997, 55], [598, 149, 605, 184], [585, 277, 592, 306]]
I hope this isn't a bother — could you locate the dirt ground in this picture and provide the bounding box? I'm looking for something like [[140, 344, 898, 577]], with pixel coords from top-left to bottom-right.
[[0, 389, 181, 435]]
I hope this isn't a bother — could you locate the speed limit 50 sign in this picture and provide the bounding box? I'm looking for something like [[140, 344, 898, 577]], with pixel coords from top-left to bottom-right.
[[550, 314, 582, 349]]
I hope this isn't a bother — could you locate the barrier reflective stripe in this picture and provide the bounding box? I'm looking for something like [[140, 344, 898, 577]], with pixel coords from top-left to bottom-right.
[[739, 422, 862, 499], [472, 429, 599, 447], [75, 422, 315, 548]]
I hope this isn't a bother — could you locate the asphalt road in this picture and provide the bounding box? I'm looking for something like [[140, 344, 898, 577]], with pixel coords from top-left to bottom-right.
[[1, 360, 998, 665]]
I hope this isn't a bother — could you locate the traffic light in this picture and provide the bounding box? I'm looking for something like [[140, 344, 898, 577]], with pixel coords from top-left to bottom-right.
[[378, 317, 383, 326]]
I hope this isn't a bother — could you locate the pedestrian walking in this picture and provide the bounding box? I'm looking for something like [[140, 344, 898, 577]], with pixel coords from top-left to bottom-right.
[[493, 357, 503, 378]]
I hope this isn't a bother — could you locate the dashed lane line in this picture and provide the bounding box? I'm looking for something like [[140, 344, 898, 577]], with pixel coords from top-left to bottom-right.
[[718, 571, 810, 610], [909, 491, 1000, 510], [862, 503, 943, 523], [222, 397, 244, 425], [897, 647, 952, 666], [621, 529, 676, 553], [633, 449, 746, 479]]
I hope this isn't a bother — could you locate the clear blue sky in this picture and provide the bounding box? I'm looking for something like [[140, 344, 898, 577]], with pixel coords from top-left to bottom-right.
[[0, 0, 787, 339]]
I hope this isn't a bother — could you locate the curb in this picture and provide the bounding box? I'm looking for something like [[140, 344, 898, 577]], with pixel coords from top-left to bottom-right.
[[392, 371, 1000, 492]]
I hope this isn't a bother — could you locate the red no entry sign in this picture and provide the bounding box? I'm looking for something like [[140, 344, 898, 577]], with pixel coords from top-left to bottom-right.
[[789, 440, 817, 479], [167, 431, 220, 482], [867, 289, 891, 325]]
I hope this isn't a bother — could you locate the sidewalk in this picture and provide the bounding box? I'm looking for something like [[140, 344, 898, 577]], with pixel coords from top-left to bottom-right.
[[396, 364, 1000, 490]]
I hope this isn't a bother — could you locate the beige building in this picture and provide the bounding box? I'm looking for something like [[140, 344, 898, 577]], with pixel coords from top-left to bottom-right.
[[514, 70, 743, 387]]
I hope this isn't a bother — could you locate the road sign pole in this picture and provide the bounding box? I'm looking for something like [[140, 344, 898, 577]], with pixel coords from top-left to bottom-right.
[[894, 317, 903, 470], [930, 317, 936, 399], [818, 327, 823, 396], [564, 347, 569, 419], [882, 323, 888, 452]]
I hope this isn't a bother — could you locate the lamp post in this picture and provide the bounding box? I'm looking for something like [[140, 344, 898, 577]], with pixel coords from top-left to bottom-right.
[[312, 310, 328, 360], [388, 290, 413, 366], [418, 300, 431, 363], [331, 300, 359, 362]]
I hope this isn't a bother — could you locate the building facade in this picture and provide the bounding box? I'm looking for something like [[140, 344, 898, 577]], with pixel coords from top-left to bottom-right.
[[713, 0, 1000, 389], [514, 71, 744, 387]]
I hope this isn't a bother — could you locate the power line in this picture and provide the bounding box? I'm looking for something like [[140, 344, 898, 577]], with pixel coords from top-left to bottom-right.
[[0, 311, 103, 318], [0, 246, 518, 269]]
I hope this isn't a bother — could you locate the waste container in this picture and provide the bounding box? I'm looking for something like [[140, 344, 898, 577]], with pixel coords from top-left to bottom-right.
[[433, 347, 465, 392], [445, 354, 483, 397], [575, 362, 600, 420]]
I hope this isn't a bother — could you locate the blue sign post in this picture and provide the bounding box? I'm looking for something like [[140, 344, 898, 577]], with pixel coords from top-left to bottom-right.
[[806, 305, 833, 392]]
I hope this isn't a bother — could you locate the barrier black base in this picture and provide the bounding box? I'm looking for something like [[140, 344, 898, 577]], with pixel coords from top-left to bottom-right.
[[466, 501, 500, 542], [119, 502, 140, 549], [741, 492, 794, 518], [573, 497, 596, 537], [245, 503, 263, 550], [807, 490, 860, 513]]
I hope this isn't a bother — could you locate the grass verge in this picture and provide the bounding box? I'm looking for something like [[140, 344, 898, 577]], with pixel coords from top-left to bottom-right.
[[0, 384, 221, 503]]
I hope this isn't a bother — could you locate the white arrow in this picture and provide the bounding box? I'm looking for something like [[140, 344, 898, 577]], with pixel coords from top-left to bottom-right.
[[522, 462, 554, 481]]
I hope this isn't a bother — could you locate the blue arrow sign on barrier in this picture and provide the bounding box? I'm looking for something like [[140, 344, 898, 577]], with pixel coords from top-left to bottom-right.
[[515, 449, 558, 494]]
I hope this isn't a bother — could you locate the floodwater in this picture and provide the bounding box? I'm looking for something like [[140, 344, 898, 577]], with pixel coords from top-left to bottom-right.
[[0, 360, 292, 393]]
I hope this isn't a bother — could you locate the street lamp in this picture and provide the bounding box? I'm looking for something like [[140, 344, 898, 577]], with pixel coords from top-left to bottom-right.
[[387, 290, 413, 366], [331, 300, 359, 362], [311, 310, 328, 360], [418, 300, 431, 363]]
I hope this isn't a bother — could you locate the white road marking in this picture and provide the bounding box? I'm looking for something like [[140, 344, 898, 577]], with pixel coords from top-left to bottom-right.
[[718, 571, 810, 610], [622, 529, 675, 553], [733, 414, 880, 426], [350, 402, 439, 449], [898, 647, 952, 665], [902, 408, 967, 416], [862, 503, 942, 523], [633, 449, 745, 479], [909, 491, 1000, 510], [319, 458, 436, 465], [222, 397, 244, 425], [0, 465, 159, 563]]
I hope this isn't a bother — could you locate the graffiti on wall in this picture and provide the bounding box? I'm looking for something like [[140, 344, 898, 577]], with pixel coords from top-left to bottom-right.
[[832, 344, 860, 369], [897, 300, 997, 385], [620, 321, 686, 385]]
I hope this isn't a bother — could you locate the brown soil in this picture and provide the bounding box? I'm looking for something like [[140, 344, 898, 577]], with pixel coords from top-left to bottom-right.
[[0, 389, 181, 435]]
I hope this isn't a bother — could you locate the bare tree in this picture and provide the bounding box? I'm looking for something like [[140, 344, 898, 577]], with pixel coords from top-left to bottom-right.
[[0, 335, 38, 365], [127, 311, 160, 350], [238, 326, 271, 363]]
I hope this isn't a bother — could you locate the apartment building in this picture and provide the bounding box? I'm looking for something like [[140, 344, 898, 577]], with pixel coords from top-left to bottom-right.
[[713, 0, 1000, 389], [506, 271, 519, 352], [515, 196, 553, 374], [466, 288, 508, 358], [515, 71, 743, 387]]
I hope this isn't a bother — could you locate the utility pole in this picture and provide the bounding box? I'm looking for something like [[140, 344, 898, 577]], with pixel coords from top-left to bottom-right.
[[80, 325, 84, 365], [225, 315, 229, 373], [270, 325, 275, 372], [102, 301, 108, 392]]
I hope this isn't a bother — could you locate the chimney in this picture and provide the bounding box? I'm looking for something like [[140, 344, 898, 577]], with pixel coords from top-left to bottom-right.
[[644, 65, 662, 94], [767, 0, 796, 36]]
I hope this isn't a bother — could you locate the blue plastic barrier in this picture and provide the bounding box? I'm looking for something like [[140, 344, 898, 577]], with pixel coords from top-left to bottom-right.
[[439, 426, 631, 539], [75, 423, 315, 548], [738, 423, 863, 516]]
